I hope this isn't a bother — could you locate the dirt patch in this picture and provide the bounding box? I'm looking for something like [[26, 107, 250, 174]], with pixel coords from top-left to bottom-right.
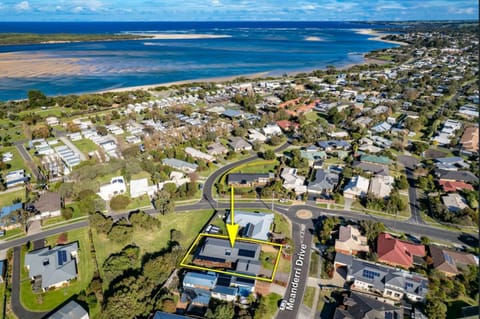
[[296, 209, 313, 219]]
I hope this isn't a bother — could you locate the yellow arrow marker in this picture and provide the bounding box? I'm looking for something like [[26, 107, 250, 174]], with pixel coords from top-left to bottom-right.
[[226, 186, 239, 248]]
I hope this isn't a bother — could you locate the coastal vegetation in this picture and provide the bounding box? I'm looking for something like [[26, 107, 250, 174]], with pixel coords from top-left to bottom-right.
[[0, 33, 151, 45]]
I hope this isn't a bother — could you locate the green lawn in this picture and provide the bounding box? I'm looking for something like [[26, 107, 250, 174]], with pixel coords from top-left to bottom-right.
[[309, 251, 320, 277], [2, 227, 24, 240], [303, 287, 316, 308], [130, 171, 151, 180], [125, 194, 152, 210], [229, 159, 278, 174], [93, 210, 214, 278], [209, 215, 227, 235], [0, 189, 25, 208], [260, 251, 277, 271], [20, 228, 95, 312], [72, 139, 98, 156], [1, 146, 28, 172], [272, 213, 290, 237]]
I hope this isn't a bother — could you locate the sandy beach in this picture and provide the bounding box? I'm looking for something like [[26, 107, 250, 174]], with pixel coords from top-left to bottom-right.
[[354, 28, 408, 46], [131, 33, 231, 40], [100, 72, 270, 93]]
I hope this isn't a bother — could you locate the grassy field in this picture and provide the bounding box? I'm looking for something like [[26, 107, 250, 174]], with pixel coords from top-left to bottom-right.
[[303, 287, 316, 308], [260, 251, 277, 271], [20, 228, 95, 312], [272, 213, 290, 237], [72, 139, 98, 156], [1, 146, 27, 172], [125, 194, 152, 210], [228, 159, 278, 174], [93, 210, 214, 276], [0, 189, 25, 208]]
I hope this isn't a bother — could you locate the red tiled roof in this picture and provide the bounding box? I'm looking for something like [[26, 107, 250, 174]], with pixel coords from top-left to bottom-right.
[[377, 233, 425, 268], [276, 120, 299, 131], [439, 180, 474, 193]]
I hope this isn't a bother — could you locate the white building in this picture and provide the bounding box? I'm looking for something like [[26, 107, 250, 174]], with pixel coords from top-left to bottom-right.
[[130, 178, 157, 198], [343, 176, 370, 199], [185, 147, 215, 162], [280, 167, 307, 195], [98, 176, 127, 201]]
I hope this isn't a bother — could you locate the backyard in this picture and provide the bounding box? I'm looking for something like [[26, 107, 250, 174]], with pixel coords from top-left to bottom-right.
[[20, 228, 95, 312]]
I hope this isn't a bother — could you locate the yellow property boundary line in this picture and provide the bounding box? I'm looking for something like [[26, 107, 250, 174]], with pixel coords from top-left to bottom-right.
[[180, 233, 283, 282]]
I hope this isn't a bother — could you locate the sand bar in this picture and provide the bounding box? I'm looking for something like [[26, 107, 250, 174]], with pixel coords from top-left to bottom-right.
[[354, 28, 408, 46], [129, 33, 231, 40]]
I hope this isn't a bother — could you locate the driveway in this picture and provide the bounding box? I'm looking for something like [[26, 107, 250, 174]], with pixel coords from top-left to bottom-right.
[[11, 246, 46, 319]]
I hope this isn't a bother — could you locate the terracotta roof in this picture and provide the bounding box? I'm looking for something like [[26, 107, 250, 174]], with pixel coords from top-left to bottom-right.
[[276, 120, 299, 131], [377, 233, 425, 268], [439, 180, 474, 192]]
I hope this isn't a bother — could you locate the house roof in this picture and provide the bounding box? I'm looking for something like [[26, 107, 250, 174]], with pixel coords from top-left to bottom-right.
[[226, 210, 274, 241], [153, 311, 190, 319], [48, 300, 89, 319], [308, 169, 339, 193], [25, 242, 79, 289], [222, 109, 243, 118], [0, 202, 23, 219], [198, 238, 261, 273], [183, 272, 217, 289], [318, 140, 351, 150], [227, 173, 273, 185], [437, 170, 478, 183], [228, 137, 251, 149], [341, 255, 428, 300], [353, 161, 390, 176], [439, 180, 474, 192], [442, 193, 468, 212], [360, 154, 391, 165], [335, 225, 369, 254], [162, 158, 198, 171], [34, 192, 61, 213], [212, 285, 238, 296], [333, 292, 402, 319], [377, 233, 425, 268]]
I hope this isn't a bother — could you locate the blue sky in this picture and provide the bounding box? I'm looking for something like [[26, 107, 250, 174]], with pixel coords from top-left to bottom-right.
[[0, 0, 477, 21]]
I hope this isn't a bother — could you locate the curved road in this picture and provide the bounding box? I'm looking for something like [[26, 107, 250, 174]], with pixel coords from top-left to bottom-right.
[[6, 142, 478, 318]]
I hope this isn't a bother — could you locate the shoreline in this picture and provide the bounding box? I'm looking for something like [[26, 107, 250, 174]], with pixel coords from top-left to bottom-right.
[[353, 28, 408, 46], [99, 72, 271, 93]]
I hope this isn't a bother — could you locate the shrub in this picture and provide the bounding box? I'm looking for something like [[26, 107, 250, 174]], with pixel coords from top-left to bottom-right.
[[109, 195, 131, 211], [61, 207, 74, 220]]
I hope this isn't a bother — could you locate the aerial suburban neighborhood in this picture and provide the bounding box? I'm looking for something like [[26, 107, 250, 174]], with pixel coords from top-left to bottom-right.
[[0, 21, 477, 319]]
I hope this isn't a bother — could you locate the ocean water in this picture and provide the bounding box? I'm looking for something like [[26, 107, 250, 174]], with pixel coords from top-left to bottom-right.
[[0, 22, 396, 100]]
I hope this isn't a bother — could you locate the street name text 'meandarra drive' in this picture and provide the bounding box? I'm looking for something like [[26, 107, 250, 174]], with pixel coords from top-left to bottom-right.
[[286, 241, 307, 311]]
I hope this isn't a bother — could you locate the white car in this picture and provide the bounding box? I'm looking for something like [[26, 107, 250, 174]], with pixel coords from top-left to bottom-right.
[[279, 299, 287, 311]]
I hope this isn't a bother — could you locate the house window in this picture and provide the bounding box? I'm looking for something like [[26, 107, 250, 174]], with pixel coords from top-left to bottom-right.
[[225, 249, 231, 256], [394, 293, 400, 298]]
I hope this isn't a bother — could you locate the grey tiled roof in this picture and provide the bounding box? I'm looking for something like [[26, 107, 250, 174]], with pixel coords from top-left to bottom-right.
[[198, 238, 260, 264]]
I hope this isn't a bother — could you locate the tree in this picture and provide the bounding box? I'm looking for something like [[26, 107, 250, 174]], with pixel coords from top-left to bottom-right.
[[61, 207, 74, 220], [154, 190, 175, 215], [160, 298, 176, 313], [109, 195, 131, 211], [425, 297, 447, 319], [319, 216, 340, 244], [394, 175, 409, 190], [359, 220, 385, 245], [211, 304, 235, 319], [32, 124, 51, 139], [27, 89, 48, 108], [89, 212, 113, 234], [102, 245, 140, 282], [107, 223, 133, 244], [263, 149, 276, 160]]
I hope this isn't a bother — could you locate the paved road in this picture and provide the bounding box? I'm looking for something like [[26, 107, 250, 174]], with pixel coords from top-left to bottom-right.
[[14, 141, 41, 181], [277, 222, 313, 319], [398, 155, 424, 224], [12, 247, 46, 319]]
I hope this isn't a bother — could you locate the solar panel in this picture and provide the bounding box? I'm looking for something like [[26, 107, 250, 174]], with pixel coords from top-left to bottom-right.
[[443, 252, 454, 265], [238, 249, 256, 258], [362, 269, 379, 279], [58, 251, 64, 265]]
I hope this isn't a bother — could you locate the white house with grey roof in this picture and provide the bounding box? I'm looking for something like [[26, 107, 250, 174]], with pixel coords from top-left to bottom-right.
[[335, 253, 428, 302], [25, 242, 79, 291], [48, 300, 89, 319], [226, 211, 274, 241]]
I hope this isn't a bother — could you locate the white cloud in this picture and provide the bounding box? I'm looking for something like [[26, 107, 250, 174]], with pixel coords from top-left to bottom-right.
[[301, 4, 318, 11], [211, 0, 221, 6], [71, 0, 103, 11], [72, 6, 84, 13], [14, 1, 30, 11]]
